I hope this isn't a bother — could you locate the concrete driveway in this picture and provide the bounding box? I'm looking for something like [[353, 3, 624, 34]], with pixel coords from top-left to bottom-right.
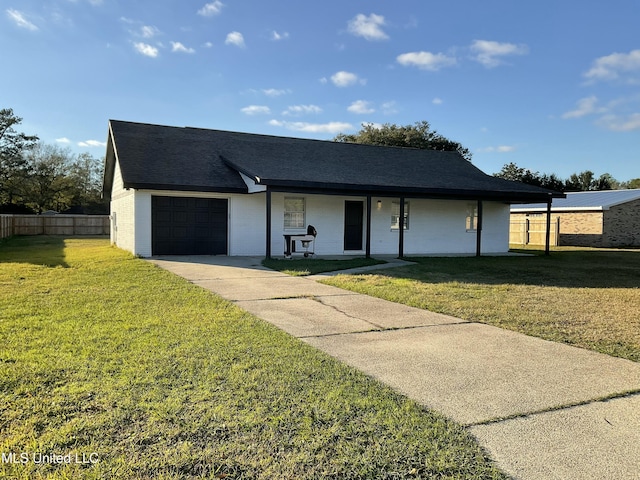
[[149, 255, 640, 480]]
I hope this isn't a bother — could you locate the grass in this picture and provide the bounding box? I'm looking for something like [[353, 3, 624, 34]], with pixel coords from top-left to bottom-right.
[[262, 257, 386, 276], [322, 248, 640, 362], [0, 236, 506, 479]]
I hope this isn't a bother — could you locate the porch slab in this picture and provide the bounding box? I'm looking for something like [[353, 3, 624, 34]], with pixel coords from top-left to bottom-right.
[[149, 256, 276, 280]]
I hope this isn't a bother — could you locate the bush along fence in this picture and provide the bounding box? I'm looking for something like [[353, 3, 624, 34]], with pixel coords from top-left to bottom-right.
[[0, 214, 110, 239]]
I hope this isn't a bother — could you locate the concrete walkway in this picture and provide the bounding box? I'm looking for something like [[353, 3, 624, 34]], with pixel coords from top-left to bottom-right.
[[149, 256, 640, 480]]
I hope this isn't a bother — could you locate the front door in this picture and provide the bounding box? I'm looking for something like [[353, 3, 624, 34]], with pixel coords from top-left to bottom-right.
[[344, 201, 363, 250]]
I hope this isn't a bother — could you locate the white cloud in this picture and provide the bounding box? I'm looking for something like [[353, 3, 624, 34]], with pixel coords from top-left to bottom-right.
[[347, 100, 375, 114], [478, 145, 516, 153], [597, 113, 640, 132], [171, 41, 195, 54], [69, 0, 103, 5], [78, 140, 106, 148], [470, 40, 528, 68], [134, 42, 159, 58], [55, 137, 71, 144], [432, 97, 443, 105], [50, 9, 73, 28], [584, 49, 640, 83], [271, 31, 289, 41], [330, 71, 364, 87], [396, 51, 456, 71], [203, 41, 213, 48], [283, 105, 322, 116], [562, 96, 600, 119], [225, 31, 245, 48], [381, 101, 398, 115], [241, 105, 271, 115], [6, 9, 38, 31], [262, 88, 290, 97], [269, 120, 353, 134], [198, 1, 224, 17], [140, 25, 160, 38], [347, 13, 388, 41], [562, 95, 640, 131]]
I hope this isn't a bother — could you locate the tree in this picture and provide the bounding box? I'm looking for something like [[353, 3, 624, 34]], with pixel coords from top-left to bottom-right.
[[67, 152, 105, 213], [592, 173, 617, 191], [493, 162, 564, 190], [334, 121, 472, 161], [626, 178, 640, 189], [537, 173, 565, 191], [17, 144, 106, 214], [20, 143, 74, 213], [563, 171, 619, 191], [565, 170, 595, 191], [494, 162, 629, 192], [0, 108, 38, 206], [493, 162, 529, 182]]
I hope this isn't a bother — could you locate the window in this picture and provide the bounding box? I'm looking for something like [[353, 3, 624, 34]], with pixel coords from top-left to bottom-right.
[[391, 201, 409, 230], [284, 197, 305, 229], [466, 204, 478, 232]]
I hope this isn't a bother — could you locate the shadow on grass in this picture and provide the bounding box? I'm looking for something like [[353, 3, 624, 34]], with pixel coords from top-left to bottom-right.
[[0, 235, 69, 268], [263, 257, 386, 276], [373, 250, 640, 289]]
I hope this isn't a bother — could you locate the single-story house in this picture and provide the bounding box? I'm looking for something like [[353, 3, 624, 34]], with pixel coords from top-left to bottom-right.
[[511, 189, 640, 248], [102, 120, 562, 258]]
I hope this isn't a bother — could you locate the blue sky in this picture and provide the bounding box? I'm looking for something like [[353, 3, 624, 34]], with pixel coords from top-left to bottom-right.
[[3, 0, 640, 181]]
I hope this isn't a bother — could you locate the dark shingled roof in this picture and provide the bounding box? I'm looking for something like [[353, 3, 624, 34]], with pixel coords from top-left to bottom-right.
[[104, 121, 248, 196], [104, 120, 563, 203]]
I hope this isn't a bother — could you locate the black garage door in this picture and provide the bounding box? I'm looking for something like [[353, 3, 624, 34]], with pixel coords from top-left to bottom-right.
[[152, 196, 228, 255]]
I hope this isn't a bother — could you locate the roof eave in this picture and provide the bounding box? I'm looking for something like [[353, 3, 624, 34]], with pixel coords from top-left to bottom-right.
[[221, 156, 262, 184], [264, 179, 558, 202], [102, 122, 117, 203], [122, 182, 248, 194], [511, 206, 604, 213]]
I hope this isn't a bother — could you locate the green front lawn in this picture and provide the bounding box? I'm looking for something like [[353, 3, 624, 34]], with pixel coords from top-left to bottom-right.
[[322, 248, 640, 362], [0, 236, 505, 479]]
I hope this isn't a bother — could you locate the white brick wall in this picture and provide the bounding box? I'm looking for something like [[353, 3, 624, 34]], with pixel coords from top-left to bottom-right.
[[270, 194, 509, 256], [110, 180, 512, 256], [109, 160, 136, 254], [229, 193, 266, 255]]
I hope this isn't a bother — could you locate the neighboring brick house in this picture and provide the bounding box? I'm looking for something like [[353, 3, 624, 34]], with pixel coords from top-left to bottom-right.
[[511, 189, 640, 248]]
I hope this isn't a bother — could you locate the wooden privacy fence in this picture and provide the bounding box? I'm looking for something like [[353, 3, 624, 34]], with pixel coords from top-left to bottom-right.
[[0, 215, 110, 239], [510, 217, 560, 246]]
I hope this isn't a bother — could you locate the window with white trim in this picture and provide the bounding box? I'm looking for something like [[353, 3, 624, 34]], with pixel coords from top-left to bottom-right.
[[284, 197, 305, 229], [391, 201, 409, 230], [466, 204, 478, 232]]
